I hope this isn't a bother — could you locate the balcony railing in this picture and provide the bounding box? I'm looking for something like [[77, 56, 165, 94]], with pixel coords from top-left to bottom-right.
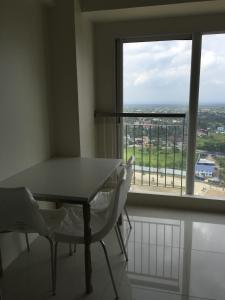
[[95, 112, 186, 195]]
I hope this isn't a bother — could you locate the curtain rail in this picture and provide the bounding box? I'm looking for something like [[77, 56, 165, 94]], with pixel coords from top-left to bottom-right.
[[95, 111, 186, 118]]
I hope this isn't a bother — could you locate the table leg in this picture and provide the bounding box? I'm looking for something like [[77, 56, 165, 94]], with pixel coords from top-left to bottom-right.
[[83, 203, 93, 293]]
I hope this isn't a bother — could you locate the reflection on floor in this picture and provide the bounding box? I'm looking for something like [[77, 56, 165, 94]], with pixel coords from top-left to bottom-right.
[[124, 216, 183, 297], [1, 206, 225, 299]]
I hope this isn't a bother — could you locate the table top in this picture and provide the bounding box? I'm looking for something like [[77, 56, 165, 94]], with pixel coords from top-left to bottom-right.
[[0, 157, 122, 203]]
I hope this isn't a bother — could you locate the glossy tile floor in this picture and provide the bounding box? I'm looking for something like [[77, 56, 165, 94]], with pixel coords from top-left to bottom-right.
[[1, 206, 225, 299]]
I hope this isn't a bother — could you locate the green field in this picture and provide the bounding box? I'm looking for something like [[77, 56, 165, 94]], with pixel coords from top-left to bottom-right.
[[197, 133, 225, 153], [123, 147, 186, 170]]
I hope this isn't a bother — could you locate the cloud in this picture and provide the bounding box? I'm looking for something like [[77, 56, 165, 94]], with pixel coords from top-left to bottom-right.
[[123, 34, 225, 105], [134, 69, 156, 85], [124, 40, 191, 105], [201, 50, 216, 69]]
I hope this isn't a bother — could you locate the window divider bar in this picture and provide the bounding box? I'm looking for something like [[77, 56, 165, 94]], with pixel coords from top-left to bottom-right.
[[186, 33, 202, 195]]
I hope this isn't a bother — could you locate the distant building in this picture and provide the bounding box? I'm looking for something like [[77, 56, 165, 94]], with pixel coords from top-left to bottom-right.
[[197, 129, 208, 137], [176, 141, 183, 150], [217, 126, 225, 133], [195, 158, 216, 177], [135, 138, 143, 145]]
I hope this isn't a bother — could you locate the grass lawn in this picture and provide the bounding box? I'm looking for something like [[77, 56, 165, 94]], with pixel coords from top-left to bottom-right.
[[123, 147, 186, 169]]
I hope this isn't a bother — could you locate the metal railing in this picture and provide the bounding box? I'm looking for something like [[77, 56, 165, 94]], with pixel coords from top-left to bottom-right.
[[95, 111, 186, 194]]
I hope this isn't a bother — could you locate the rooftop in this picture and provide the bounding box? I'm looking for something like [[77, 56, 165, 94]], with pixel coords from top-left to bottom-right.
[[197, 159, 215, 165], [195, 164, 215, 173]]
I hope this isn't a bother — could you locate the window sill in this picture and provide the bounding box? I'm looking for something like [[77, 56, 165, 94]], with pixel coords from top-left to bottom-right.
[[127, 191, 225, 214]]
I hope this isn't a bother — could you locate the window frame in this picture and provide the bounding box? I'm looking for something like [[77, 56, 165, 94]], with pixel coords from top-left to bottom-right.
[[117, 32, 224, 197]]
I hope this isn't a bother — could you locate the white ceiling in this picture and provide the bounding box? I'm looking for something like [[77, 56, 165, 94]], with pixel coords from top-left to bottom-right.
[[82, 0, 225, 22], [80, 0, 215, 11]]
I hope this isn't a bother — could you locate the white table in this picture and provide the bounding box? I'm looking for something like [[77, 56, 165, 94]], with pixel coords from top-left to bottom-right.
[[0, 157, 122, 293]]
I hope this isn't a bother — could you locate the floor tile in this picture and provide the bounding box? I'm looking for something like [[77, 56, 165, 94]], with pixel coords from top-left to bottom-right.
[[131, 285, 213, 300], [192, 222, 225, 253], [1, 206, 225, 300], [188, 250, 225, 300]]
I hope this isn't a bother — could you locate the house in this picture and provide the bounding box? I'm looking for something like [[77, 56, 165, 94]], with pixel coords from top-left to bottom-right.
[[1, 0, 225, 298], [197, 128, 208, 136], [195, 158, 216, 177], [217, 126, 225, 133]]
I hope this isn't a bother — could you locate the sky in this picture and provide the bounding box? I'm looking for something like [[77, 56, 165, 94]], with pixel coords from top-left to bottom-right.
[[123, 34, 225, 106]]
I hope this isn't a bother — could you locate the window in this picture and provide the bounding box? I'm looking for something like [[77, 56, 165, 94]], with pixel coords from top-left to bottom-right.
[[120, 33, 225, 199]]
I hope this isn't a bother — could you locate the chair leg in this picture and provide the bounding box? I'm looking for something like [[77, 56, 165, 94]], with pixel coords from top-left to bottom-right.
[[45, 237, 55, 296], [124, 206, 132, 230], [73, 244, 77, 253], [114, 227, 123, 254], [54, 242, 58, 295], [99, 240, 119, 300], [25, 233, 30, 252], [116, 224, 128, 262]]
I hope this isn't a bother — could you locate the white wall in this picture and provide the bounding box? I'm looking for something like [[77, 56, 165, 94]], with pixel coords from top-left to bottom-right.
[[47, 0, 81, 156], [46, 0, 96, 157], [75, 0, 96, 157], [0, 0, 51, 269], [0, 0, 51, 180], [0, 0, 97, 269]]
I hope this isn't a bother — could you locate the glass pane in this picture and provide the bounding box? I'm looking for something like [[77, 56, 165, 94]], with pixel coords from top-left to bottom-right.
[[195, 34, 225, 199], [123, 40, 191, 112], [123, 40, 192, 195]]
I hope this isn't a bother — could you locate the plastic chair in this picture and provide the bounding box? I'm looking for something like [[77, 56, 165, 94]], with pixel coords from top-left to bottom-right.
[[81, 157, 134, 258], [66, 157, 134, 258], [53, 167, 128, 299], [91, 155, 135, 230], [123, 155, 135, 230], [0, 231, 30, 257], [0, 231, 30, 278], [0, 187, 66, 295]]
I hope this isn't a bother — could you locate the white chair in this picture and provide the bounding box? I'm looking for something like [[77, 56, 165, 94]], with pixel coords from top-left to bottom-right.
[[0, 231, 30, 279], [53, 167, 128, 299], [122, 155, 135, 230], [0, 187, 66, 295], [68, 157, 135, 258], [91, 155, 135, 230]]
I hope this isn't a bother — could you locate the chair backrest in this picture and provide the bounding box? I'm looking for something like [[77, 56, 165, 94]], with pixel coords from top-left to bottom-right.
[[127, 155, 135, 166], [93, 157, 135, 241], [110, 160, 134, 225], [0, 187, 49, 236], [116, 155, 134, 191], [93, 167, 128, 241], [125, 163, 133, 189]]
